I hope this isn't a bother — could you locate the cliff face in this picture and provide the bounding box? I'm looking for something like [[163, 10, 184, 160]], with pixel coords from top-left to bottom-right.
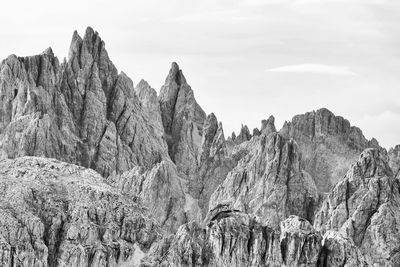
[[0, 27, 399, 267], [0, 27, 168, 178], [158, 64, 236, 217], [209, 132, 320, 228], [280, 108, 382, 192], [314, 148, 400, 266], [143, 213, 366, 267], [388, 145, 400, 179]]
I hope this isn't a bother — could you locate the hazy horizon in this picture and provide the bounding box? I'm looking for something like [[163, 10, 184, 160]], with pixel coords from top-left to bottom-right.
[[1, 0, 399, 148]]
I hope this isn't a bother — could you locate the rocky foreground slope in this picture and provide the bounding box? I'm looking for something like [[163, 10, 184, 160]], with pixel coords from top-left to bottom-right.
[[0, 27, 399, 266]]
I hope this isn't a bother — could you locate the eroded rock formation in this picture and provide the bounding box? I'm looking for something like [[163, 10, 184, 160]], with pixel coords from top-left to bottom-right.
[[280, 108, 382, 192], [314, 148, 400, 266], [209, 132, 320, 228], [0, 157, 161, 267], [0, 27, 168, 178]]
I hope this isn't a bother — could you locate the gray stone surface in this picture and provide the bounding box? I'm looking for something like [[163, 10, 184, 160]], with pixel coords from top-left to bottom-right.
[[0, 27, 168, 178], [0, 157, 161, 267], [314, 148, 400, 266], [280, 108, 382, 192], [209, 132, 320, 228]]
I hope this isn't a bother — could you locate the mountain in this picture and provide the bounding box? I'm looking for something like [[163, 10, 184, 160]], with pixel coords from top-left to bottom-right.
[[279, 108, 382, 192], [0, 27, 399, 266]]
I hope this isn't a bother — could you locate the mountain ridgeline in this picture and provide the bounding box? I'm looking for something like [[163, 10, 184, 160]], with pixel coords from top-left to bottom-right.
[[0, 27, 399, 266]]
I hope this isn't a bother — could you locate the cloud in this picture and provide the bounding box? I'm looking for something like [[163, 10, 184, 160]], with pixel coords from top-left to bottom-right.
[[267, 64, 356, 75]]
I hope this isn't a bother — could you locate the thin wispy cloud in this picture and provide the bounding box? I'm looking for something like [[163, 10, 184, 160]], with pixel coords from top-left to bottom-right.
[[267, 64, 356, 75]]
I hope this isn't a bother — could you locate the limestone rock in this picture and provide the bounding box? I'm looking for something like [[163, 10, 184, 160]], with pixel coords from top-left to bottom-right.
[[145, 213, 329, 267], [159, 64, 236, 219], [0, 27, 168, 178], [234, 124, 251, 145], [196, 114, 236, 217], [318, 231, 367, 267], [279, 215, 322, 266], [388, 144, 400, 179], [261, 115, 276, 136], [252, 128, 261, 137], [0, 157, 162, 267], [107, 160, 191, 233], [135, 79, 164, 138], [159, 62, 206, 174], [209, 132, 320, 228], [314, 148, 400, 266], [280, 108, 381, 192]]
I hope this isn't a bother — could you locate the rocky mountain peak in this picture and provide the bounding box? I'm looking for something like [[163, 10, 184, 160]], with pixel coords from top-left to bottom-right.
[[42, 47, 54, 56], [261, 115, 276, 135], [164, 61, 187, 87], [279, 107, 381, 192], [158, 61, 206, 166], [234, 124, 251, 144], [389, 144, 400, 178], [210, 132, 319, 228], [68, 30, 83, 60], [314, 147, 400, 266]]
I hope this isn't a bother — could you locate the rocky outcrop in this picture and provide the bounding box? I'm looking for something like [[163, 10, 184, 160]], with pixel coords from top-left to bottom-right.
[[158, 64, 236, 218], [210, 132, 320, 228], [234, 125, 251, 145], [195, 113, 236, 217], [388, 145, 400, 179], [314, 148, 400, 266], [107, 159, 194, 233], [0, 157, 162, 267], [144, 213, 362, 267], [135, 79, 164, 138], [159, 62, 206, 173], [261, 115, 276, 136], [318, 231, 367, 267], [0, 27, 168, 177], [280, 108, 381, 192]]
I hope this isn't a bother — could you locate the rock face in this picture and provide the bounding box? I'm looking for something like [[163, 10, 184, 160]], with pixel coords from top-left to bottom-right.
[[158, 64, 236, 217], [234, 124, 251, 145], [195, 113, 236, 216], [134, 79, 164, 138], [280, 108, 381, 192], [210, 132, 319, 228], [143, 213, 366, 267], [318, 230, 367, 267], [314, 148, 400, 266], [159, 62, 206, 173], [0, 157, 161, 267], [107, 160, 190, 233], [388, 145, 400, 179], [0, 27, 167, 177]]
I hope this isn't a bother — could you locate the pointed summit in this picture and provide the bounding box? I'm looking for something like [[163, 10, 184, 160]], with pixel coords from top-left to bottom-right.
[[261, 115, 276, 136], [136, 79, 151, 90], [163, 61, 187, 86], [42, 47, 54, 56], [158, 62, 206, 173], [68, 30, 83, 61], [66, 27, 118, 98], [235, 124, 251, 144]]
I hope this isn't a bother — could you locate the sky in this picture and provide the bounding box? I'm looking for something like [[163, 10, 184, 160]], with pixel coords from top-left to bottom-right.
[[1, 0, 399, 148]]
